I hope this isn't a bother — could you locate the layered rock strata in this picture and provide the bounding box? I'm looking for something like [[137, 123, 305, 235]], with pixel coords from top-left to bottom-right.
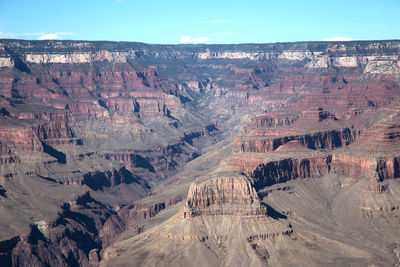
[[0, 39, 400, 266], [179, 176, 267, 218]]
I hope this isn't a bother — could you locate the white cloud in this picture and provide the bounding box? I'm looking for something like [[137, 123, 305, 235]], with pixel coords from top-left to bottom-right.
[[0, 32, 16, 38], [0, 31, 74, 40], [38, 33, 60, 40], [180, 35, 209, 43], [201, 19, 235, 24], [37, 32, 74, 40], [322, 37, 353, 42]]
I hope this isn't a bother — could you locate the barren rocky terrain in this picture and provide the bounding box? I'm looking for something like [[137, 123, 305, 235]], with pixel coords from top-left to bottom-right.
[[0, 39, 399, 266]]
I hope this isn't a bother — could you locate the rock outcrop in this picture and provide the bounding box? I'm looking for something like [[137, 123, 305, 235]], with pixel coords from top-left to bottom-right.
[[4, 192, 113, 266], [251, 155, 331, 189], [179, 176, 267, 218], [82, 167, 147, 191], [234, 127, 358, 154]]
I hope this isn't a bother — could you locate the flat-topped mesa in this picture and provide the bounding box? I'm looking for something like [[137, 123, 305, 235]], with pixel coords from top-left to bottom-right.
[[179, 176, 267, 219]]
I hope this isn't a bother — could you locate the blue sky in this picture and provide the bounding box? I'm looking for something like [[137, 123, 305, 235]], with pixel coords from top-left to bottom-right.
[[0, 0, 399, 44]]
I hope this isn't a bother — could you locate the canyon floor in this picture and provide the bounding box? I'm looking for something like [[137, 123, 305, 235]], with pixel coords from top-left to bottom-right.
[[0, 39, 399, 266]]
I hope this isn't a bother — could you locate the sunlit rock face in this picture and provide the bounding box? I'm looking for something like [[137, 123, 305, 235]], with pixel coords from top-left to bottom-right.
[[179, 176, 267, 218]]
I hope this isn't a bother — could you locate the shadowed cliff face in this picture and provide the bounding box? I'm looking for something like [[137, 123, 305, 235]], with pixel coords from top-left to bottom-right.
[[0, 39, 400, 266]]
